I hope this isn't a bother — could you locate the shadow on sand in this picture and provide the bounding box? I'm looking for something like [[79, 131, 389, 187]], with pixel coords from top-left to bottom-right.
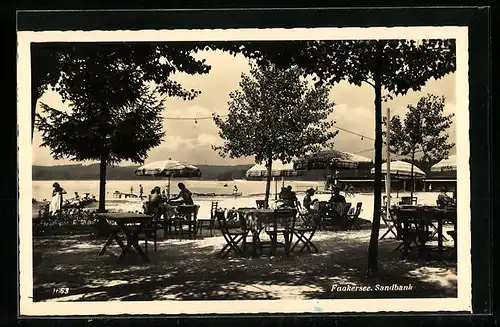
[[33, 230, 457, 302]]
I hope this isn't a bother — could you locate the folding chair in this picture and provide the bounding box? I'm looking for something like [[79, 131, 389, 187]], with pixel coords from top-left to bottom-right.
[[394, 209, 432, 258], [256, 200, 267, 209], [216, 210, 249, 258], [336, 202, 352, 230], [172, 205, 199, 239], [379, 207, 399, 240], [346, 202, 363, 230], [197, 201, 218, 237], [142, 205, 164, 253], [400, 196, 418, 205], [291, 211, 321, 253]]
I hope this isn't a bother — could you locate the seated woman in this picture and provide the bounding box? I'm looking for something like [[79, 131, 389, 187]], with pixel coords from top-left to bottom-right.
[[169, 183, 194, 205], [437, 187, 456, 208], [303, 188, 319, 212], [143, 186, 162, 214]]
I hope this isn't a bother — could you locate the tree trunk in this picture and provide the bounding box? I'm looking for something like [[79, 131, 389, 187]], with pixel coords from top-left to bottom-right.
[[410, 150, 415, 200], [367, 40, 384, 274], [98, 152, 108, 213], [264, 152, 273, 209]]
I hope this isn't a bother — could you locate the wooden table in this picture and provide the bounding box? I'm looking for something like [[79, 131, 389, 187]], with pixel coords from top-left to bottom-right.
[[395, 206, 456, 259], [236, 208, 277, 256], [97, 213, 154, 262]]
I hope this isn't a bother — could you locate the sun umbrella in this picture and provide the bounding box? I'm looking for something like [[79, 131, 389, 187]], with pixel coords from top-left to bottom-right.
[[370, 160, 426, 179], [293, 150, 373, 170], [430, 155, 457, 172], [245, 161, 303, 178], [135, 160, 202, 197]]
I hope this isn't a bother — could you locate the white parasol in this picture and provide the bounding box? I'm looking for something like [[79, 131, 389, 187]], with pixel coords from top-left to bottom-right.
[[371, 160, 426, 179], [135, 159, 202, 197], [430, 155, 457, 172]]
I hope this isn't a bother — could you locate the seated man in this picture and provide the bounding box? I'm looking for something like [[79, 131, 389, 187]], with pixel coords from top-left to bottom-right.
[[169, 182, 194, 205], [437, 187, 456, 208], [303, 188, 319, 212]]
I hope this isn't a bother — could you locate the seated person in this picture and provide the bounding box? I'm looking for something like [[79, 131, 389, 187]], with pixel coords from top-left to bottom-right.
[[437, 187, 456, 208], [330, 186, 346, 204], [169, 183, 194, 205], [303, 188, 319, 212], [144, 186, 162, 214], [280, 185, 298, 208], [329, 186, 348, 216]]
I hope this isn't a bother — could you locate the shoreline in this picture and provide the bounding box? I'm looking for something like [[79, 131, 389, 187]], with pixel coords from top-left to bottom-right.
[[32, 191, 443, 223]]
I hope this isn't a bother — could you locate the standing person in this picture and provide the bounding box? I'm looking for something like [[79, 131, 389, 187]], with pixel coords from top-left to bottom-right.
[[233, 185, 239, 197], [130, 185, 134, 196], [49, 182, 67, 215], [139, 184, 144, 200]]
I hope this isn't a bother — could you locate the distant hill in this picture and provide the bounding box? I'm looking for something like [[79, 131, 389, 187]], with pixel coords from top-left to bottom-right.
[[32, 163, 255, 181]]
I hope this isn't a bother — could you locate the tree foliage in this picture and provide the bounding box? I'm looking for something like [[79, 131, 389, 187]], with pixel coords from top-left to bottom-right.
[[31, 42, 212, 136], [383, 94, 455, 199], [383, 94, 455, 162], [36, 88, 165, 164], [213, 64, 337, 206], [32, 42, 211, 211]]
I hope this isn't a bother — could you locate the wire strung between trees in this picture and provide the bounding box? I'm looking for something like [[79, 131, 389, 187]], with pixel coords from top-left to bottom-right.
[[162, 114, 424, 159]]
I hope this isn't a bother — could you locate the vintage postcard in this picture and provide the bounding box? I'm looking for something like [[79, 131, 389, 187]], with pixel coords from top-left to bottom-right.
[[18, 25, 471, 315]]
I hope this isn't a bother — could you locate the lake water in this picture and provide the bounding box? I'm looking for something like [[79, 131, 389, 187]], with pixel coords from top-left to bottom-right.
[[32, 179, 327, 201], [31, 180, 443, 222]]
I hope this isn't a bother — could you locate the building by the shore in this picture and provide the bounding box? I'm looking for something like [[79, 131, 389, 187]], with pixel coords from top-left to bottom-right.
[[246, 163, 457, 193]]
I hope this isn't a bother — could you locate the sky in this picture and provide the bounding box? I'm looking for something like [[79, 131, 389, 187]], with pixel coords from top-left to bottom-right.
[[32, 49, 457, 167]]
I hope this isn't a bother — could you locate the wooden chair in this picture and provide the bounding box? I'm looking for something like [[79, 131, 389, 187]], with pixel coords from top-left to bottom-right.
[[324, 202, 352, 230], [172, 205, 200, 239], [291, 210, 321, 253], [380, 206, 399, 240], [256, 200, 267, 209], [197, 201, 218, 237], [346, 202, 363, 230], [216, 210, 248, 258], [400, 196, 418, 205], [142, 205, 164, 253], [394, 208, 432, 258], [263, 209, 298, 255]]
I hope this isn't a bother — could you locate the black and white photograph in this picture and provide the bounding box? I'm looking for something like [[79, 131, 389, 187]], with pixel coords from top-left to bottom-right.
[[17, 24, 471, 315]]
